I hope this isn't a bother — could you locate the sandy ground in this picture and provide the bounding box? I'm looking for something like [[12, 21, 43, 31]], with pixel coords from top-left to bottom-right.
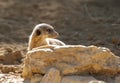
[[0, 0, 120, 82]]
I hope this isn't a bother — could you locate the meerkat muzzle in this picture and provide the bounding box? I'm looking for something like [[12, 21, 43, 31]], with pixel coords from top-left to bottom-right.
[[54, 31, 59, 38], [56, 31, 59, 37]]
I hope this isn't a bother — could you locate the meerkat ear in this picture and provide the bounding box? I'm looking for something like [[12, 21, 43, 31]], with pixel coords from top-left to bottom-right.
[[36, 29, 41, 36]]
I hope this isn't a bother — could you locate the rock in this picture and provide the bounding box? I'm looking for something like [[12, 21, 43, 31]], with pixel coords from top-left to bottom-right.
[[40, 68, 61, 83], [62, 76, 106, 83], [31, 74, 43, 83], [0, 64, 21, 73], [23, 45, 120, 78], [0, 47, 23, 64], [89, 80, 105, 83], [0, 73, 24, 83], [22, 45, 120, 83], [115, 75, 120, 83]]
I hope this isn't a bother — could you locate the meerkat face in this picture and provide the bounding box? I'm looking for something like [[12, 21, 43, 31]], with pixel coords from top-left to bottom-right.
[[33, 23, 59, 38]]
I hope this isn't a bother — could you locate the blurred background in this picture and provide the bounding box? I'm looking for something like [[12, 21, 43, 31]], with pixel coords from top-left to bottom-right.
[[0, 0, 120, 56]]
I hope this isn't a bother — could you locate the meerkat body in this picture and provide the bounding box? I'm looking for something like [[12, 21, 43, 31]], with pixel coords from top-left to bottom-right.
[[28, 23, 65, 51]]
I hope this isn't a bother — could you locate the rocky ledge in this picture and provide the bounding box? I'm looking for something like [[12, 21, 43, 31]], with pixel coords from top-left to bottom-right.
[[22, 45, 120, 83]]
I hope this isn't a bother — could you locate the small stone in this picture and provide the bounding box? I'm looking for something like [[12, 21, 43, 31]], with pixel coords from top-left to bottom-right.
[[40, 68, 61, 83], [31, 74, 42, 83], [62, 76, 106, 83]]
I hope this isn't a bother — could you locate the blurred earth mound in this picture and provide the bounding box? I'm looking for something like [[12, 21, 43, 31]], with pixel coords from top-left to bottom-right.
[[0, 0, 120, 55]]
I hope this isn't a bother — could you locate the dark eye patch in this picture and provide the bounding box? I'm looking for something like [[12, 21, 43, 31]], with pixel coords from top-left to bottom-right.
[[36, 29, 41, 36]]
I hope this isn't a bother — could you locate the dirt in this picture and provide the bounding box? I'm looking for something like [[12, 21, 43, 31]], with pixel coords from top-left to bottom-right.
[[0, 0, 120, 82]]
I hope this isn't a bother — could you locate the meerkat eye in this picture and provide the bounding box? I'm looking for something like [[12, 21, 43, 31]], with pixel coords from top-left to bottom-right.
[[46, 29, 53, 33], [36, 29, 41, 36]]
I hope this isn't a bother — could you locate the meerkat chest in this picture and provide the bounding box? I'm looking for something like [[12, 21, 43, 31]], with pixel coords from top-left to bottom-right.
[[32, 38, 47, 48], [37, 40, 48, 46]]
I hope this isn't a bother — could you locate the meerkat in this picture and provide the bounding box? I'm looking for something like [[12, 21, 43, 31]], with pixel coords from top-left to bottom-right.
[[28, 23, 65, 51]]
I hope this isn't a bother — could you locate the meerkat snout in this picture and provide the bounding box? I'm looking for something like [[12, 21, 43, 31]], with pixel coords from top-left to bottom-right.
[[28, 23, 65, 50]]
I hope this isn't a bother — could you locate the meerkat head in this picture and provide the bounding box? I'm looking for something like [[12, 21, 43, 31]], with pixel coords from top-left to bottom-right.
[[32, 23, 59, 39], [28, 23, 63, 50]]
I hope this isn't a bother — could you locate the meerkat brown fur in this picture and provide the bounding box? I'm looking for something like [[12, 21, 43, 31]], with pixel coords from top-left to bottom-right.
[[28, 23, 65, 50]]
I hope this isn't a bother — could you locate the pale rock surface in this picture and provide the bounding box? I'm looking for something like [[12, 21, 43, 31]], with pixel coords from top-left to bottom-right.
[[22, 45, 120, 83], [31, 74, 43, 83], [62, 76, 106, 83], [40, 68, 61, 83], [115, 75, 120, 83], [0, 73, 24, 83]]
